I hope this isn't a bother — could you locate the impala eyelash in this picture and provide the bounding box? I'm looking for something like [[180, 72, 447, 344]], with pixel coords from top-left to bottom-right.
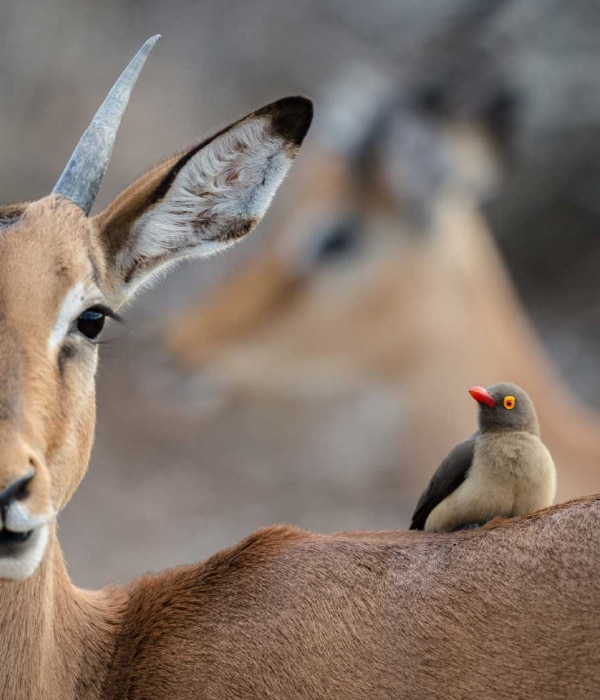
[[86, 304, 125, 324]]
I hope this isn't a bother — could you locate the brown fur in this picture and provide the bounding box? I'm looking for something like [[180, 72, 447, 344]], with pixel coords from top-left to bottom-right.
[[99, 502, 600, 699], [4, 497, 600, 698], [5, 500, 596, 699]]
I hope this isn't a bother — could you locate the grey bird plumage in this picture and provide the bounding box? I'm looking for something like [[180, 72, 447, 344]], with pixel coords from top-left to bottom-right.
[[410, 382, 557, 532]]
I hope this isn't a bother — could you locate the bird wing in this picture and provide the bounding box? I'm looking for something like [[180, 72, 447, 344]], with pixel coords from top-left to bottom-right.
[[409, 435, 476, 530]]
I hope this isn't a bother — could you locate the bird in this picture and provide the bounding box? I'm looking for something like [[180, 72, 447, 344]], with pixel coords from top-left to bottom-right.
[[409, 382, 557, 532]]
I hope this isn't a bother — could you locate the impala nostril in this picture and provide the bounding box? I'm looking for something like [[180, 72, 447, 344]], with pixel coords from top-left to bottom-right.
[[0, 471, 35, 509], [14, 478, 31, 502]]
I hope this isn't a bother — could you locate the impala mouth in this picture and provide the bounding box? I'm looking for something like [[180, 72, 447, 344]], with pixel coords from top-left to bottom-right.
[[0, 524, 49, 580], [0, 528, 33, 548]]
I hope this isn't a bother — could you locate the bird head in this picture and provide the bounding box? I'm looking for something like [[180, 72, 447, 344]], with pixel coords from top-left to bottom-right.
[[469, 382, 540, 435]]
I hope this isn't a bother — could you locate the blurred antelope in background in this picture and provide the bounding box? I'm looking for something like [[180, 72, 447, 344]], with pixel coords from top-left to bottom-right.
[[1, 35, 600, 700], [167, 73, 600, 504]]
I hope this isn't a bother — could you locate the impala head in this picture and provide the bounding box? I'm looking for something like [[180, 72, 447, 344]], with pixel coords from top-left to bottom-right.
[[167, 74, 515, 388], [0, 38, 312, 580]]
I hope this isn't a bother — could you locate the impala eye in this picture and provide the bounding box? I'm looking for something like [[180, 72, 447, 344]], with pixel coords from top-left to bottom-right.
[[313, 219, 360, 264], [76, 306, 112, 341], [504, 396, 516, 410]]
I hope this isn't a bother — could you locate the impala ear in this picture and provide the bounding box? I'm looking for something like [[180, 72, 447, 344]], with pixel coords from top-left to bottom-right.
[[95, 96, 313, 304]]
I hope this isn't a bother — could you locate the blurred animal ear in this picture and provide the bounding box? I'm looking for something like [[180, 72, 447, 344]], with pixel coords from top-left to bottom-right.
[[94, 96, 313, 304], [481, 88, 518, 156], [373, 105, 448, 230], [413, 80, 519, 159]]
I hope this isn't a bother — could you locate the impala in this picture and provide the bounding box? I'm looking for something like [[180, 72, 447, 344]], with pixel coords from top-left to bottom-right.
[[167, 74, 600, 504], [1, 37, 599, 700]]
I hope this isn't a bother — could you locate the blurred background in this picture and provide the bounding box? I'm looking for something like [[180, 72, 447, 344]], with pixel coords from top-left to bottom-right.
[[1, 0, 600, 587]]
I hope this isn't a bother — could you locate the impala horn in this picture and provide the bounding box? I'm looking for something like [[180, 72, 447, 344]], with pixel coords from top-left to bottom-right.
[[52, 35, 160, 215]]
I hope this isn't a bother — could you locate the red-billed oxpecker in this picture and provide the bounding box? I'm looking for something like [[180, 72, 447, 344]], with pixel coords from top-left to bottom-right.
[[410, 383, 557, 531]]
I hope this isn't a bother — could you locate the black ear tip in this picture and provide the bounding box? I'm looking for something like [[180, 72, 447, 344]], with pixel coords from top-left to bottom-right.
[[267, 96, 314, 146]]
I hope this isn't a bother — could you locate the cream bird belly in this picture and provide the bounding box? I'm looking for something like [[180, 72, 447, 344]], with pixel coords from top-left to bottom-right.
[[424, 432, 557, 532]]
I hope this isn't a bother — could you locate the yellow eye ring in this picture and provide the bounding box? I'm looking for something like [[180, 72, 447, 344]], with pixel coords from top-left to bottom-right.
[[504, 396, 516, 410]]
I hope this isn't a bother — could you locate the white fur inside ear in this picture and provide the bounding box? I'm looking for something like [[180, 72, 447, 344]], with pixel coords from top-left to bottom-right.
[[120, 115, 295, 288]]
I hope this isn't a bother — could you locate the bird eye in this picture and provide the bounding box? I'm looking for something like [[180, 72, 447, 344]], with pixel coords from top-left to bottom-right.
[[503, 396, 516, 410], [76, 306, 108, 341]]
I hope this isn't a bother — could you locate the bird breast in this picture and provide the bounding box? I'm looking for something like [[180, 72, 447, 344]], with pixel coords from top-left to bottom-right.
[[423, 432, 557, 532], [471, 431, 557, 516]]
